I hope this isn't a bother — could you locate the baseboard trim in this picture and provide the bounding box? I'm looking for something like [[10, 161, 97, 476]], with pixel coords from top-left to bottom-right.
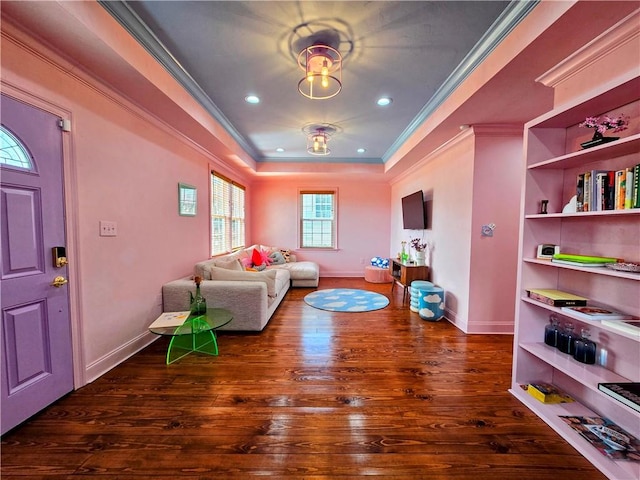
[[84, 331, 158, 385]]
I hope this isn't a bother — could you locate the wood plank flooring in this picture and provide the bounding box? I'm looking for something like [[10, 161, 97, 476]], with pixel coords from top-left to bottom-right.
[[1, 278, 605, 479]]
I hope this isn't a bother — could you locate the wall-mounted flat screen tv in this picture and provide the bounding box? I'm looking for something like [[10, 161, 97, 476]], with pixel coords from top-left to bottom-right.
[[402, 190, 427, 230]]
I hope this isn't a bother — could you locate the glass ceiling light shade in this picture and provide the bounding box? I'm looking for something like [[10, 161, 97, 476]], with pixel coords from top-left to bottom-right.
[[297, 44, 342, 100], [307, 128, 331, 156]]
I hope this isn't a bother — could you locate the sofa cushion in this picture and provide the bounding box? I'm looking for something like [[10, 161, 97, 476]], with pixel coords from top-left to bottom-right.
[[209, 266, 278, 297], [215, 258, 243, 271], [270, 261, 318, 280]]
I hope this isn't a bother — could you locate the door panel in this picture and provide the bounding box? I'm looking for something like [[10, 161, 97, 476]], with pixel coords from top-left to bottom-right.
[[1, 94, 73, 434]]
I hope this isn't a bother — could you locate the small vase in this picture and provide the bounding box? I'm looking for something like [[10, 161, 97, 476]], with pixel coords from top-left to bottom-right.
[[580, 130, 619, 149], [189, 278, 207, 315], [415, 250, 426, 266]]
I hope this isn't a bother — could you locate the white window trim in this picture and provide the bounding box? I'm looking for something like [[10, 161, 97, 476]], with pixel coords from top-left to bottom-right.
[[298, 187, 338, 250]]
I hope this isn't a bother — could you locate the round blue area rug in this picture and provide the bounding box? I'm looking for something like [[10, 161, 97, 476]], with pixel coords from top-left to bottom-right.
[[304, 289, 389, 312]]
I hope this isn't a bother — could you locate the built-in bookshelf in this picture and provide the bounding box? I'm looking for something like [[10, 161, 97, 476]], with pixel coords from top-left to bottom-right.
[[510, 74, 640, 480]]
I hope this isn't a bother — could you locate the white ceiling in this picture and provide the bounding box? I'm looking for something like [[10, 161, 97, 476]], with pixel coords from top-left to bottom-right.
[[102, 1, 519, 164]]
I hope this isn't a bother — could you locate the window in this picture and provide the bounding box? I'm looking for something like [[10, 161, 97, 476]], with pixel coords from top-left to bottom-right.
[[211, 172, 245, 256], [0, 126, 33, 170], [300, 190, 337, 248]]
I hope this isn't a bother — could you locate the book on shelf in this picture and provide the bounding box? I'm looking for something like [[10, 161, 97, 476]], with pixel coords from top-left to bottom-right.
[[583, 171, 591, 212], [598, 383, 640, 413], [633, 163, 640, 208], [614, 169, 625, 210], [625, 167, 634, 209], [595, 172, 606, 212], [526, 288, 588, 307], [576, 165, 640, 211], [576, 173, 584, 212], [149, 311, 191, 329], [524, 382, 574, 404], [560, 306, 635, 321], [552, 253, 620, 264], [601, 318, 640, 338], [559, 416, 640, 462], [551, 259, 609, 268]]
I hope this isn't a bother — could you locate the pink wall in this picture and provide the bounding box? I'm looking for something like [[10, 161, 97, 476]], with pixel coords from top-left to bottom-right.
[[1, 27, 250, 382], [468, 127, 524, 333], [251, 177, 391, 276], [390, 126, 524, 334], [391, 132, 475, 328]]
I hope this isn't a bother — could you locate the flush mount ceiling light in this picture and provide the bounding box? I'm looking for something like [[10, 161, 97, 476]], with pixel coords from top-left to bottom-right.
[[297, 42, 342, 100], [289, 21, 354, 100], [302, 124, 338, 156]]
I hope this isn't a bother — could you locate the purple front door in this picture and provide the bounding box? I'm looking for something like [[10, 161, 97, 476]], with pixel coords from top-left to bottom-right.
[[1, 94, 73, 434]]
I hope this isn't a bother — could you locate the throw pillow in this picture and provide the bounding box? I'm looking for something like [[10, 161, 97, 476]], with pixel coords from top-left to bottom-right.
[[259, 248, 273, 266], [280, 249, 292, 263], [214, 258, 243, 271], [209, 266, 277, 297], [252, 248, 263, 266], [269, 250, 286, 265]]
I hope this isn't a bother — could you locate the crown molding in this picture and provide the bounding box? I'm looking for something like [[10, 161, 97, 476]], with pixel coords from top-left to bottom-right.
[[98, 0, 261, 162], [536, 8, 640, 89], [382, 0, 539, 164]]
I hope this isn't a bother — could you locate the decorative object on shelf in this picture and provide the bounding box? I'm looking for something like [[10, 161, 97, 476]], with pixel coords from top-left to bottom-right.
[[605, 262, 640, 273], [400, 241, 409, 263], [539, 199, 548, 214], [189, 276, 207, 315], [557, 322, 575, 355], [544, 314, 561, 347], [579, 113, 629, 149], [573, 328, 597, 364], [536, 244, 560, 260], [410, 237, 428, 266], [562, 195, 577, 213]]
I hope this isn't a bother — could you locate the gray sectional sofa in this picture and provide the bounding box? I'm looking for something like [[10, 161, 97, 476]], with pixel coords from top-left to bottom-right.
[[162, 245, 319, 331]]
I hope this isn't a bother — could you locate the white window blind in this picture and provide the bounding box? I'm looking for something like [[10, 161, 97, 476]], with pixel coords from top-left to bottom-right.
[[300, 190, 336, 248], [211, 173, 245, 255]]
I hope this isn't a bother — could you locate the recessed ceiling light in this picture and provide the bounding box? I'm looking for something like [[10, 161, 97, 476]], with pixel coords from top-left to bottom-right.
[[357, 148, 366, 154], [276, 147, 285, 153], [376, 97, 392, 106], [245, 95, 260, 104]]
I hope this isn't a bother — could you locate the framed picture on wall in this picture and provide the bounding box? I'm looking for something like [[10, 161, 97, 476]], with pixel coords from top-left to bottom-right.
[[178, 183, 197, 216]]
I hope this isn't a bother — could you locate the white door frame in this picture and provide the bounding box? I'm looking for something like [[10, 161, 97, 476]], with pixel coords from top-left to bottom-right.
[[1, 81, 86, 388]]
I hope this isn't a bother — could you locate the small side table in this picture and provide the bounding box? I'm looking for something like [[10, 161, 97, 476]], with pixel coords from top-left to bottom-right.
[[389, 259, 429, 302], [149, 308, 233, 364]]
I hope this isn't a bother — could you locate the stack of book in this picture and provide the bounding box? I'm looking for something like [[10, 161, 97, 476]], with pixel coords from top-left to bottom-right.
[[551, 253, 620, 268], [576, 164, 640, 212]]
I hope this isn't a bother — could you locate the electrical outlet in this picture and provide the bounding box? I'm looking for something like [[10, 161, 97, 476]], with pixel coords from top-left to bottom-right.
[[99, 220, 117, 237]]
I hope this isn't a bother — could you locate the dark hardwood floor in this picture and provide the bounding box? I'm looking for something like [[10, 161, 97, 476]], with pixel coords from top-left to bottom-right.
[[1, 278, 605, 479]]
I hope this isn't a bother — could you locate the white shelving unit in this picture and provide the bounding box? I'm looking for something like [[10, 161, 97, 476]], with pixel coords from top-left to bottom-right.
[[511, 75, 640, 480]]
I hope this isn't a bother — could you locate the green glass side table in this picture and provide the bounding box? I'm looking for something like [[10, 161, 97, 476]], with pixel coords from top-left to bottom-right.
[[149, 308, 233, 364]]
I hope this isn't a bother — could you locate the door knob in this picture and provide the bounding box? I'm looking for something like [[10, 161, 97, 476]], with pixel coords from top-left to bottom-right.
[[51, 276, 68, 288]]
